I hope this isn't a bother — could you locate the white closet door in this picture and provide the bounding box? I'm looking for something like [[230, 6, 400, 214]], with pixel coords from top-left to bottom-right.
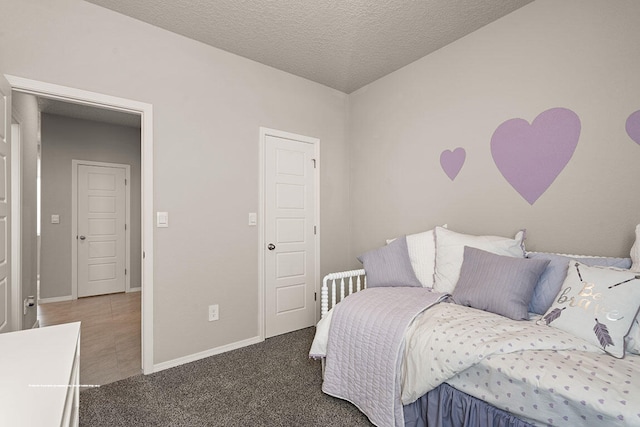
[[77, 164, 126, 297], [264, 134, 316, 338]]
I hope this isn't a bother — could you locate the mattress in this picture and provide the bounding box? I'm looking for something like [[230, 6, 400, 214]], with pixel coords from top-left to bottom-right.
[[446, 347, 640, 425], [403, 303, 640, 426], [312, 299, 640, 426]]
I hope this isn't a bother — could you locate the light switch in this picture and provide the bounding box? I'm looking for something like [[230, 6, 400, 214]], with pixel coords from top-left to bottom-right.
[[157, 212, 169, 228], [248, 212, 257, 226], [51, 214, 60, 224]]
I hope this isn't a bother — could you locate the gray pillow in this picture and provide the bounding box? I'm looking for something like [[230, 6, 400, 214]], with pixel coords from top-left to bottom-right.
[[452, 246, 550, 320], [526, 252, 632, 314], [357, 237, 422, 288]]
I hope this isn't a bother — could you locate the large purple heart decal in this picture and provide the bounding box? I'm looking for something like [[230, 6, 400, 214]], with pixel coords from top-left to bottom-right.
[[440, 148, 466, 181], [491, 107, 581, 205], [626, 110, 640, 145]]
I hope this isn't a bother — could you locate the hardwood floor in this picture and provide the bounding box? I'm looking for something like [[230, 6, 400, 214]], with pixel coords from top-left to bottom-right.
[[37, 291, 141, 388]]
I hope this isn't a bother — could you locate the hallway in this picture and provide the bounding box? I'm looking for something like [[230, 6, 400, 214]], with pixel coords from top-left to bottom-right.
[[38, 291, 141, 388]]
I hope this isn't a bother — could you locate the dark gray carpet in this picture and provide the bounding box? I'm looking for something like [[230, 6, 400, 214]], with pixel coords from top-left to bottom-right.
[[79, 327, 373, 426]]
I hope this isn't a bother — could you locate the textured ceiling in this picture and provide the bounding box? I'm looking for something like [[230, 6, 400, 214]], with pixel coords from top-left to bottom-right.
[[84, 0, 533, 94]]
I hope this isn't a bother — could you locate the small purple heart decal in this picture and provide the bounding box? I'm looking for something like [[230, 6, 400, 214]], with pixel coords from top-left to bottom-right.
[[440, 147, 466, 181], [491, 107, 581, 204], [626, 110, 640, 145]]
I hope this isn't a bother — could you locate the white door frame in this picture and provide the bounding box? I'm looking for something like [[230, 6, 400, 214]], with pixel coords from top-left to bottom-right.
[[6, 75, 155, 375], [71, 160, 131, 298], [258, 127, 320, 341], [10, 119, 21, 331]]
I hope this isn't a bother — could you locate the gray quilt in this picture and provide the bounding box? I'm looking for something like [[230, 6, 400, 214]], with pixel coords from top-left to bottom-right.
[[322, 287, 448, 427]]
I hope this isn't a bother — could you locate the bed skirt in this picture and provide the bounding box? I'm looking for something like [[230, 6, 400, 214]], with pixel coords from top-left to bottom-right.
[[403, 383, 534, 427]]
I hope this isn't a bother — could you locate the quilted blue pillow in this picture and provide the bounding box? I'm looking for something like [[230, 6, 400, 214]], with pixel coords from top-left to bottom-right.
[[526, 253, 632, 314]]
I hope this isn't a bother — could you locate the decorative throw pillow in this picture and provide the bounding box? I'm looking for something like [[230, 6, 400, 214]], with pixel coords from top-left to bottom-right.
[[631, 224, 640, 272], [452, 246, 550, 320], [626, 224, 640, 355], [433, 227, 526, 294], [357, 236, 422, 288], [526, 253, 632, 315], [540, 262, 640, 358], [626, 318, 640, 355]]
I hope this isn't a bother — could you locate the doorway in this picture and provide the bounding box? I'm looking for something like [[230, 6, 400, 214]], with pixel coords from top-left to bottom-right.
[[39, 109, 140, 387], [6, 75, 154, 375]]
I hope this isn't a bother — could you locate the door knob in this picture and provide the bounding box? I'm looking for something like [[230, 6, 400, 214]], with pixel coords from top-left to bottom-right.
[[267, 243, 276, 250], [79, 235, 86, 240]]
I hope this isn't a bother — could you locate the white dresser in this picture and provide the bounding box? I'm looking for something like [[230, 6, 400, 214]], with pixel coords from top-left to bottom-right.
[[0, 322, 81, 427]]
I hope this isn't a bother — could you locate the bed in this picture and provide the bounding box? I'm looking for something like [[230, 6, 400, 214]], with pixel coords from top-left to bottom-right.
[[310, 226, 640, 427]]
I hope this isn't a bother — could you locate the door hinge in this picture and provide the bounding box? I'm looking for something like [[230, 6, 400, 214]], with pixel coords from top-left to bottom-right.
[[314, 225, 317, 235], [314, 292, 317, 301], [312, 158, 317, 168], [125, 178, 127, 185], [125, 268, 127, 275], [125, 224, 127, 230], [143, 251, 146, 259]]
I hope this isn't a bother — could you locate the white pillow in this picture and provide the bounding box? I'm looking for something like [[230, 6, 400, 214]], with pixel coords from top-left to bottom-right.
[[631, 224, 640, 272], [433, 227, 526, 294], [405, 231, 437, 287], [386, 225, 447, 287]]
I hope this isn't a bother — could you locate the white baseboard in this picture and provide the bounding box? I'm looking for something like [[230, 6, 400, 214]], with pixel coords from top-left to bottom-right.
[[38, 288, 139, 303], [31, 319, 39, 329], [152, 335, 263, 374], [127, 286, 141, 293], [39, 295, 73, 304]]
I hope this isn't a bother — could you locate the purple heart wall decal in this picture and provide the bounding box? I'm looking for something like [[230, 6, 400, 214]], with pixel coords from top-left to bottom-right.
[[440, 148, 466, 181], [626, 110, 640, 145], [491, 107, 581, 205]]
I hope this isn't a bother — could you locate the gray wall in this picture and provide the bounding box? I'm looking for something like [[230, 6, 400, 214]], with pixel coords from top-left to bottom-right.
[[5, 0, 636, 367], [39, 113, 142, 299], [0, 0, 350, 364], [348, 0, 640, 261], [11, 93, 39, 329]]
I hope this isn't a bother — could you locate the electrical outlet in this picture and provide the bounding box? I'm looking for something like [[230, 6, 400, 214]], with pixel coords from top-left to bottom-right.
[[208, 304, 219, 322]]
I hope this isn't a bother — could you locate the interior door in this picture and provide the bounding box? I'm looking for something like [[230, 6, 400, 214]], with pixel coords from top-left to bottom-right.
[[77, 164, 126, 297], [0, 74, 12, 333], [265, 134, 317, 338]]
